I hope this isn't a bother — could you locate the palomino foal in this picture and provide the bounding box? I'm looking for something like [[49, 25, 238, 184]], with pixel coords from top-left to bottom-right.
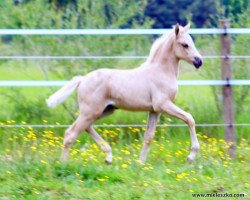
[[46, 24, 203, 164]]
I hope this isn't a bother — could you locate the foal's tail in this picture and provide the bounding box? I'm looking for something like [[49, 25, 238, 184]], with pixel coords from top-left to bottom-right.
[[46, 76, 82, 108]]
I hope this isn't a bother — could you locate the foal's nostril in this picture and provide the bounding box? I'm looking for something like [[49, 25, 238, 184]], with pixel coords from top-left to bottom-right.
[[193, 57, 203, 68]]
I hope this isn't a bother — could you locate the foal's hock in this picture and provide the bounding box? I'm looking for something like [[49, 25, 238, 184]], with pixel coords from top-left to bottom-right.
[[46, 24, 203, 164]]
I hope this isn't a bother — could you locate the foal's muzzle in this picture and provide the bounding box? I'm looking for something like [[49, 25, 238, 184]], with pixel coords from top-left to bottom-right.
[[193, 57, 203, 69]]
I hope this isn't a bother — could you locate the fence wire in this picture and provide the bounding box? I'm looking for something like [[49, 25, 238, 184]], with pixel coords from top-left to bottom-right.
[[0, 55, 250, 60], [0, 123, 250, 128]]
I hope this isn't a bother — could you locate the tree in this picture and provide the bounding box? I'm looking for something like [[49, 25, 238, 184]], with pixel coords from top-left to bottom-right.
[[219, 0, 249, 27], [144, 0, 217, 28], [188, 0, 217, 27]]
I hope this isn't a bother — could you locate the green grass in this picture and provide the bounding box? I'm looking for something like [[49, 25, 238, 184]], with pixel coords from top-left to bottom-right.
[[0, 126, 249, 199]]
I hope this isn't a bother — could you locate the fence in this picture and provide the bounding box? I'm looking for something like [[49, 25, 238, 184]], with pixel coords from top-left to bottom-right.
[[0, 80, 250, 87], [0, 28, 250, 35], [0, 24, 250, 155]]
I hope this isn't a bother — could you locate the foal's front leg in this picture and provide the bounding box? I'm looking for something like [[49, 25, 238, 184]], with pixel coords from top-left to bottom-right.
[[160, 101, 200, 162], [139, 112, 160, 163]]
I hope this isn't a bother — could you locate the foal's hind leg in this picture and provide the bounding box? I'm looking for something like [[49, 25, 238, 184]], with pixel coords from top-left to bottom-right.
[[160, 101, 200, 162], [86, 126, 112, 164], [84, 105, 116, 164], [61, 115, 91, 162], [61, 104, 115, 163]]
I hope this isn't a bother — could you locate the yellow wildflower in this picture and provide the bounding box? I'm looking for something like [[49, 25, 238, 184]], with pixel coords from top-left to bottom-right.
[[121, 163, 128, 168]]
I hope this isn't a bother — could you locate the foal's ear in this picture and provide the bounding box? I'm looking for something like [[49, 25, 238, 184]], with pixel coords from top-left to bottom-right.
[[183, 23, 191, 32], [174, 23, 180, 36]]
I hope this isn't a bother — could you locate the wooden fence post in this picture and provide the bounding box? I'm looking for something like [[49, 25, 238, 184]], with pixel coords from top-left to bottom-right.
[[220, 20, 236, 157]]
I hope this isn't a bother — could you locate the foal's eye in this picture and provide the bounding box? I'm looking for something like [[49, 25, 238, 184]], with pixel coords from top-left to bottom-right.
[[181, 43, 189, 48]]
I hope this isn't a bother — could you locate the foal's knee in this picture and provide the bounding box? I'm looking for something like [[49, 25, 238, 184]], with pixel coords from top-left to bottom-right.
[[63, 130, 77, 147], [185, 113, 195, 127]]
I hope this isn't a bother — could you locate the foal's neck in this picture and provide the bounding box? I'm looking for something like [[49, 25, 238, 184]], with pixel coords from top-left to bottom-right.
[[147, 34, 179, 78]]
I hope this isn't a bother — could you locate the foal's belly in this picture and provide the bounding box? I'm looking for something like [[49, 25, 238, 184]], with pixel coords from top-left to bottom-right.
[[113, 98, 154, 112], [109, 85, 154, 111]]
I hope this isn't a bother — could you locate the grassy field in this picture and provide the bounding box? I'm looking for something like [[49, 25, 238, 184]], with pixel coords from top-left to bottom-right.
[[0, 125, 249, 199]]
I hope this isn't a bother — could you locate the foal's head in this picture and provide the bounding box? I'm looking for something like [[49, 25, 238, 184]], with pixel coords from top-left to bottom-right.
[[173, 24, 203, 68]]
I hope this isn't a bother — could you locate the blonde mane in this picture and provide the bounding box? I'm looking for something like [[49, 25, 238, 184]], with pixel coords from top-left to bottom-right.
[[146, 31, 174, 63]]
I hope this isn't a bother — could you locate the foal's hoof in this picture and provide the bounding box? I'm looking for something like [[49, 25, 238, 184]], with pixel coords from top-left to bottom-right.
[[60, 157, 67, 163], [105, 160, 112, 165], [186, 156, 195, 163]]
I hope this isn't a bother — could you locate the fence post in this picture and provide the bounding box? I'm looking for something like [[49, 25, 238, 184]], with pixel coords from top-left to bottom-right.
[[220, 20, 236, 157]]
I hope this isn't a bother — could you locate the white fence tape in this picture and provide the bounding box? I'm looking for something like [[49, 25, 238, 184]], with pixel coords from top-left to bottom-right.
[[0, 80, 249, 87], [0, 28, 250, 35]]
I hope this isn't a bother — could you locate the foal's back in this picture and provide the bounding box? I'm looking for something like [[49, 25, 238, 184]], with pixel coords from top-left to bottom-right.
[[77, 67, 156, 111]]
